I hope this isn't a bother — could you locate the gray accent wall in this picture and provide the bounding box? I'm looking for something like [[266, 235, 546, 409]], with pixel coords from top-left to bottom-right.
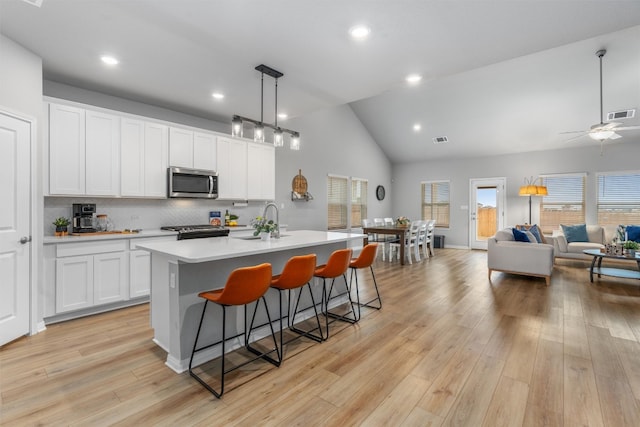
[[392, 141, 640, 248], [277, 104, 393, 231]]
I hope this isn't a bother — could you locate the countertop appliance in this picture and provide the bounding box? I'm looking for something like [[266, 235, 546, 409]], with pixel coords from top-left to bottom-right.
[[72, 203, 97, 233], [160, 224, 230, 240], [168, 167, 218, 199]]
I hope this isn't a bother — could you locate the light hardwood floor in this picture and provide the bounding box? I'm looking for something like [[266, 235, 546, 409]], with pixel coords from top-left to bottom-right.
[[2, 249, 640, 426]]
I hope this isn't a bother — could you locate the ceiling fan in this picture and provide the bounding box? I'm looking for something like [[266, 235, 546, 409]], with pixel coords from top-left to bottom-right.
[[561, 49, 640, 143]]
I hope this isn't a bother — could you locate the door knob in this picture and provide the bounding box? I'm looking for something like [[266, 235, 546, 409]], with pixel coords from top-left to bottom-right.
[[19, 236, 32, 244]]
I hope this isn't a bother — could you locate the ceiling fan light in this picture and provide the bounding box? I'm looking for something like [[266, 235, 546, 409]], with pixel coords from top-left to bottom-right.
[[589, 130, 615, 140]]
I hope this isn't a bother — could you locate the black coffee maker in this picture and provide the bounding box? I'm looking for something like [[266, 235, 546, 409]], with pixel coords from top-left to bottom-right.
[[72, 203, 97, 233]]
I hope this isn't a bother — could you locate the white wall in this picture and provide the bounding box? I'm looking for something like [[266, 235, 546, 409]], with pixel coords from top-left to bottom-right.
[[277, 104, 393, 231], [392, 140, 640, 247]]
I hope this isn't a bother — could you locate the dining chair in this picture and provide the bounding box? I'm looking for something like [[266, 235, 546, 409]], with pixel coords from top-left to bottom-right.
[[389, 220, 422, 264]]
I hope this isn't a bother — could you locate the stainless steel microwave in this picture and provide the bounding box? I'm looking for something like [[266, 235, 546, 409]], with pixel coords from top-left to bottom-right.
[[168, 167, 218, 199]]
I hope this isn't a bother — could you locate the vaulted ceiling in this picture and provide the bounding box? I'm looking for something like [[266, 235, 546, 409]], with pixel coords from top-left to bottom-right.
[[2, 0, 640, 163]]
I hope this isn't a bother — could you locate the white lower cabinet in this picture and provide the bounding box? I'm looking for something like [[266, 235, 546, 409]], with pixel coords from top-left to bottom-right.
[[129, 249, 151, 298], [47, 235, 176, 320], [55, 241, 127, 314]]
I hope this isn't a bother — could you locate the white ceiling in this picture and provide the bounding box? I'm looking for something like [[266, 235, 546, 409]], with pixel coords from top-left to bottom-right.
[[2, 0, 640, 163]]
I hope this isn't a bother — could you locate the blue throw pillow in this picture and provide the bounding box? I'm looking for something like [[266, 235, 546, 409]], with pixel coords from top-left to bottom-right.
[[512, 228, 530, 242], [627, 225, 640, 243], [561, 224, 589, 243], [527, 224, 543, 243]]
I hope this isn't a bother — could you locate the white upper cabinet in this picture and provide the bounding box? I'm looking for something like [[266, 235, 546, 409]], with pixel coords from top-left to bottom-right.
[[85, 110, 120, 196], [49, 104, 86, 195], [169, 127, 216, 170], [247, 142, 276, 200], [193, 132, 216, 171], [216, 136, 248, 200], [120, 118, 145, 196], [121, 119, 168, 197], [168, 127, 193, 168], [144, 122, 169, 197]]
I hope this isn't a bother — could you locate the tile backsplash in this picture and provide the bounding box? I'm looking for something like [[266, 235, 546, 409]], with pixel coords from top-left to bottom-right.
[[44, 197, 270, 235]]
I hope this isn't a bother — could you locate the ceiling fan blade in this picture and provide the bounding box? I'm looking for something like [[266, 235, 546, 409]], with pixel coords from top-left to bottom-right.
[[609, 125, 640, 131], [609, 132, 622, 140], [601, 122, 621, 130], [559, 130, 588, 135], [563, 133, 588, 143]]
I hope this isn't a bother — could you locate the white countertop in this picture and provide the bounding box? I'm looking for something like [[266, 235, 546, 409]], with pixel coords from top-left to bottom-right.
[[43, 229, 177, 244], [137, 230, 365, 263]]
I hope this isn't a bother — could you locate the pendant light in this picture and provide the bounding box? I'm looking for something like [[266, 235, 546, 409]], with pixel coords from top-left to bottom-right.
[[232, 64, 301, 149]]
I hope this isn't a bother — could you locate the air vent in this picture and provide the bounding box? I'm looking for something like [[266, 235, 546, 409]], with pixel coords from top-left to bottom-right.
[[432, 136, 448, 144], [607, 109, 635, 121], [21, 0, 43, 6]]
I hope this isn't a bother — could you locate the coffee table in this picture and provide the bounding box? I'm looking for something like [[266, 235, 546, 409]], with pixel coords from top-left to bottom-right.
[[583, 248, 640, 283]]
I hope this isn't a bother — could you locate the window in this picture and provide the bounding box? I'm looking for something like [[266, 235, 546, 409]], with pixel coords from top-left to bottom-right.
[[327, 175, 348, 230], [351, 178, 368, 228], [422, 181, 450, 227], [539, 173, 585, 233], [597, 171, 640, 225]]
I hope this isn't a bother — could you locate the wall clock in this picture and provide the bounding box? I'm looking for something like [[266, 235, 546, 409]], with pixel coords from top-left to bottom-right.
[[376, 185, 385, 201]]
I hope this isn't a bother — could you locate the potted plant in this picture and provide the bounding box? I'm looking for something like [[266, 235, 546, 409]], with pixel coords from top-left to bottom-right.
[[251, 216, 278, 240], [623, 240, 639, 257], [53, 217, 70, 236], [396, 216, 410, 227]]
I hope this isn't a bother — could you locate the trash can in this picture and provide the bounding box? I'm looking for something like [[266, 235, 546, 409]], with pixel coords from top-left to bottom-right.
[[434, 235, 445, 248]]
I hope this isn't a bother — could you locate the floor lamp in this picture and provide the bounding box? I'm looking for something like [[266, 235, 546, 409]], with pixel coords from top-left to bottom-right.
[[519, 178, 548, 225]]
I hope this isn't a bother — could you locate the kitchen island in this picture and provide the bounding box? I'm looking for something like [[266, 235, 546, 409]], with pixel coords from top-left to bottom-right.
[[137, 230, 365, 372]]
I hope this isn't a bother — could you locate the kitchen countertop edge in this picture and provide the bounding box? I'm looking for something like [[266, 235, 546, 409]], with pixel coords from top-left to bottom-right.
[[43, 229, 178, 244]]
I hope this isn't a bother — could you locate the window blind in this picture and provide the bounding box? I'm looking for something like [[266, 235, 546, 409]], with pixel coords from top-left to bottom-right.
[[539, 174, 585, 233], [422, 181, 450, 227], [327, 175, 348, 230], [351, 178, 368, 228], [597, 171, 640, 225]]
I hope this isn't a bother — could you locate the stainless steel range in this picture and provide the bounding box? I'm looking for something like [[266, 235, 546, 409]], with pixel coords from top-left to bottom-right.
[[161, 224, 230, 240]]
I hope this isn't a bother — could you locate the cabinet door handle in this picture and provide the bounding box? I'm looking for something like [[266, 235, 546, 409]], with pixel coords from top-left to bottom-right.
[[20, 236, 32, 244]]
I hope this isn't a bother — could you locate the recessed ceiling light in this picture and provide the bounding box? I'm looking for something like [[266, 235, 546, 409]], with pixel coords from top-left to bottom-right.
[[413, 124, 421, 132], [278, 113, 288, 120], [212, 92, 225, 100], [406, 74, 422, 84], [349, 25, 371, 40], [100, 55, 119, 66]]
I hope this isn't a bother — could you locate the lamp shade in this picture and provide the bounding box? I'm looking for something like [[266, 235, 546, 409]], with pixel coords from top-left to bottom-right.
[[536, 185, 548, 196], [519, 185, 538, 196]]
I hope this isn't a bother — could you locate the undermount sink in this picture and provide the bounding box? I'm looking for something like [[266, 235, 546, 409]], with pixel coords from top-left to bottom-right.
[[234, 234, 290, 240]]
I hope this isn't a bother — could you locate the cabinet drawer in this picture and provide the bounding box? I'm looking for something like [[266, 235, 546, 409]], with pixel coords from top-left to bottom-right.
[[57, 240, 127, 257], [129, 236, 176, 250]]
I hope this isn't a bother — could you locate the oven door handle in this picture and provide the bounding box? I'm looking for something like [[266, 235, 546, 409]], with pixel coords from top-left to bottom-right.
[[208, 176, 214, 195]]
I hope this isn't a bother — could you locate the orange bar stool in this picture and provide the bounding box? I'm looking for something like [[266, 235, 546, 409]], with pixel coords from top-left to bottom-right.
[[349, 243, 382, 319], [270, 254, 323, 359], [188, 263, 280, 398], [313, 248, 356, 339]]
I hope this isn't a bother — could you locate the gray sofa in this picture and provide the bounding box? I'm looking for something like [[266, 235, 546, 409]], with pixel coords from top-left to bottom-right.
[[549, 225, 606, 260], [488, 228, 554, 286]]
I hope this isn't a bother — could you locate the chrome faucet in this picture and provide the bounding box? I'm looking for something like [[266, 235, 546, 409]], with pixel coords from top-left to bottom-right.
[[261, 202, 280, 238]]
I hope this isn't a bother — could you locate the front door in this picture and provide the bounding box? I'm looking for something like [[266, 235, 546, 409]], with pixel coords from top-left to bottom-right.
[[469, 178, 505, 250], [0, 111, 31, 346]]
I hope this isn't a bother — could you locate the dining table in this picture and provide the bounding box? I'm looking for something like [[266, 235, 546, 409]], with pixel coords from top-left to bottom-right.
[[362, 224, 410, 265]]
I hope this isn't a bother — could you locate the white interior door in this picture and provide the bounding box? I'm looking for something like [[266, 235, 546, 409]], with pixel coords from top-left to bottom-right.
[[0, 111, 31, 346], [469, 178, 505, 250]]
